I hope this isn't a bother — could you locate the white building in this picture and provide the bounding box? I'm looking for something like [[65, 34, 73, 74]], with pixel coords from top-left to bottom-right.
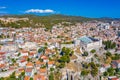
[[97, 23, 110, 30], [18, 42, 37, 50], [78, 36, 102, 52]]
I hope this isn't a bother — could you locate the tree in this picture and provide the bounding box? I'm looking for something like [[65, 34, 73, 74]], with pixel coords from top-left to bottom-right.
[[103, 40, 116, 50], [49, 72, 54, 80], [27, 58, 31, 62], [58, 55, 70, 63], [62, 47, 66, 53], [82, 51, 88, 56], [112, 53, 120, 60], [115, 68, 119, 73], [82, 63, 89, 69], [30, 78, 33, 80], [103, 71, 108, 76], [89, 62, 96, 69], [90, 49, 96, 53], [111, 42, 116, 49], [38, 48, 43, 53], [17, 53, 21, 56], [11, 58, 16, 63], [0, 77, 4, 80], [81, 70, 89, 76], [70, 51, 74, 56], [91, 69, 98, 77], [58, 62, 65, 68], [39, 58, 43, 62], [107, 67, 114, 76], [10, 72, 16, 78], [89, 62, 98, 77], [45, 43, 48, 46], [105, 51, 112, 58], [21, 72, 25, 77], [50, 68, 54, 72]]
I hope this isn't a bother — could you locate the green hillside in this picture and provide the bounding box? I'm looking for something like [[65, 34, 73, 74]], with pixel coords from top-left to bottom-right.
[[0, 14, 95, 29]]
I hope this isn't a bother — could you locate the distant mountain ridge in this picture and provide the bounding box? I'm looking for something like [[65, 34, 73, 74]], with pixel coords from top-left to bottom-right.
[[0, 14, 120, 20], [0, 14, 120, 21], [0, 14, 120, 29]]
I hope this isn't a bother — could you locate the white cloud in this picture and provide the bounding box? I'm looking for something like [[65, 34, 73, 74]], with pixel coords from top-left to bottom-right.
[[25, 9, 54, 13], [0, 7, 6, 9]]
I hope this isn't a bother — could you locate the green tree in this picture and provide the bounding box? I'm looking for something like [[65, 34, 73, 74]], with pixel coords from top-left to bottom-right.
[[103, 71, 108, 76], [49, 72, 54, 80], [115, 68, 120, 73], [90, 49, 96, 53], [58, 62, 65, 68], [81, 70, 89, 76], [91, 69, 98, 77], [0, 77, 4, 80], [11, 59, 16, 63], [82, 51, 88, 56], [58, 55, 70, 63], [70, 51, 74, 56], [112, 53, 120, 60], [107, 67, 114, 76], [50, 68, 54, 72], [103, 40, 116, 50], [27, 58, 31, 62], [30, 78, 33, 80], [21, 72, 25, 77], [38, 48, 43, 53], [17, 53, 21, 56], [10, 72, 16, 79], [105, 51, 112, 58]]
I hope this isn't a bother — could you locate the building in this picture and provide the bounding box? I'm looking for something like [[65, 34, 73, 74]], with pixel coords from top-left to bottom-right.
[[112, 60, 120, 68], [108, 76, 119, 80], [97, 23, 110, 30], [78, 36, 102, 52]]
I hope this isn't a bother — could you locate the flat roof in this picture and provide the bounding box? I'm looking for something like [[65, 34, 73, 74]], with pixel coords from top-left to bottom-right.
[[79, 36, 99, 44]]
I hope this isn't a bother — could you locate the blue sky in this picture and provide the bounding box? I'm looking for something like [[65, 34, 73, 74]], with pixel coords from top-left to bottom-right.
[[0, 0, 120, 18]]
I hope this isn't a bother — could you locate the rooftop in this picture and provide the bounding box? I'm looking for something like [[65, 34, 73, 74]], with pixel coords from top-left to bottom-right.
[[79, 36, 99, 44]]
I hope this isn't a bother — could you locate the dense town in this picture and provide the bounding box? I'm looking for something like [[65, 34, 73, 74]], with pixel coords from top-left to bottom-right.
[[0, 17, 120, 80]]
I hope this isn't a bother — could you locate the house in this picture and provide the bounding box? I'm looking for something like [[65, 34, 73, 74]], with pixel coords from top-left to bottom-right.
[[35, 61, 45, 70], [112, 60, 120, 68], [25, 68, 34, 77], [22, 56, 28, 60], [47, 61, 55, 70], [39, 68, 47, 75], [26, 62, 33, 68], [108, 76, 119, 80], [0, 52, 6, 64], [0, 64, 6, 71], [20, 50, 28, 57], [45, 49, 52, 55], [29, 51, 36, 58], [19, 59, 27, 67], [99, 67, 106, 73], [102, 64, 111, 69], [22, 42, 37, 50], [34, 74, 46, 80], [41, 56, 49, 63], [15, 68, 25, 78], [24, 76, 30, 80], [45, 49, 56, 57]]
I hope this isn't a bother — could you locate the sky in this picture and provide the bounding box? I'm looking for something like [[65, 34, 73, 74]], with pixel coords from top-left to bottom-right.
[[0, 0, 120, 18]]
